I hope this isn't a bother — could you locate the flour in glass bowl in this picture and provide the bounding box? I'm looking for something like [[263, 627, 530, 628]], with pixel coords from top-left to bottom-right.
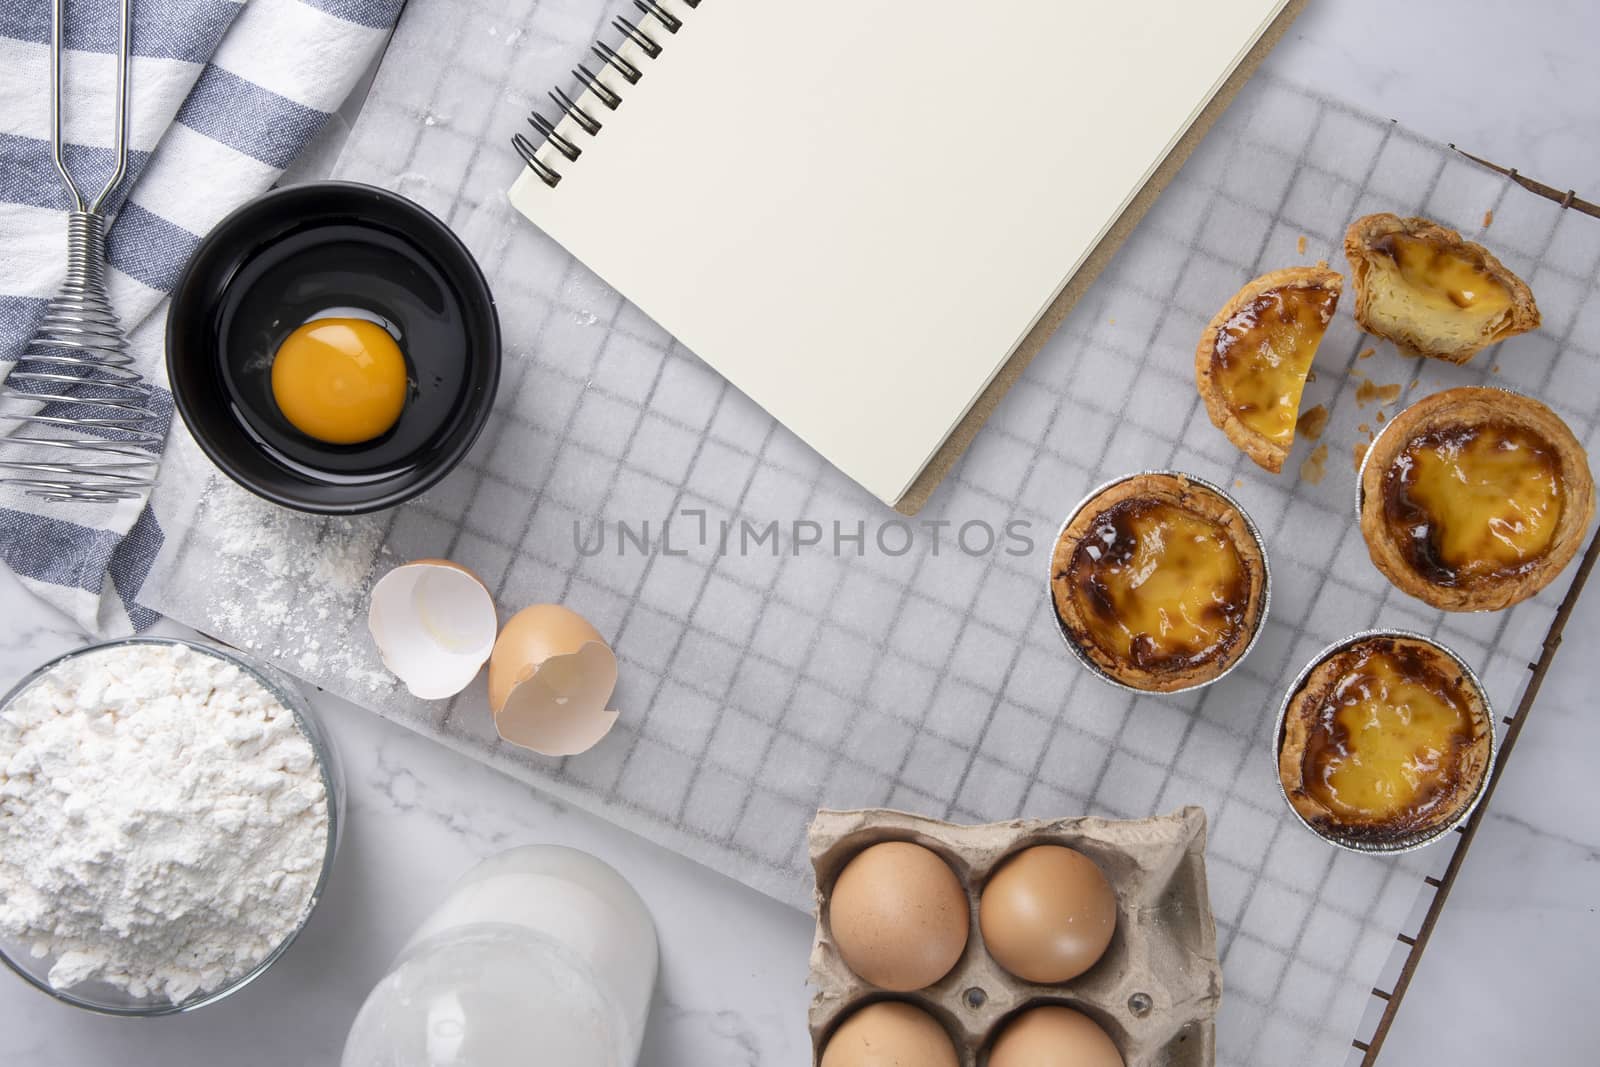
[[0, 642, 329, 1003]]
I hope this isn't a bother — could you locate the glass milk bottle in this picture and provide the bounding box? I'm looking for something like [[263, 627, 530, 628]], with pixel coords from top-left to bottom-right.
[[342, 846, 658, 1067]]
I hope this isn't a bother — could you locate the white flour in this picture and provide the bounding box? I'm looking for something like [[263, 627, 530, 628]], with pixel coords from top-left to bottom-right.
[[0, 643, 330, 1003], [195, 476, 396, 694]]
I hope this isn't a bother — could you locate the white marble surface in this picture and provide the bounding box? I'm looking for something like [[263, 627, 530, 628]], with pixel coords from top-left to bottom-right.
[[2, 2, 1598, 1064]]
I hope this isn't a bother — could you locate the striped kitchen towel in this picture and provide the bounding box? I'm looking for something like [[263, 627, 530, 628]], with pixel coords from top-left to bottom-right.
[[0, 0, 401, 634]]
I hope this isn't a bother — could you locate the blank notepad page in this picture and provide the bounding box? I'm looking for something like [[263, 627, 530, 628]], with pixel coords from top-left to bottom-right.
[[510, 0, 1288, 506]]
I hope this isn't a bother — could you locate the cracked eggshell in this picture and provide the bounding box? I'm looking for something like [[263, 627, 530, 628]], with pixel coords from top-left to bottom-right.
[[368, 559, 498, 699], [489, 604, 620, 757]]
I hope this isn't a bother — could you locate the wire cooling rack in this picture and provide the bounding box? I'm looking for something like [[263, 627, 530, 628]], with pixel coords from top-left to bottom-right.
[[138, 1, 1600, 1060]]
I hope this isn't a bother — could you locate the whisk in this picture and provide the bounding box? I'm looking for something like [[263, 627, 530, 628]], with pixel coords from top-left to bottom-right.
[[0, 0, 161, 503]]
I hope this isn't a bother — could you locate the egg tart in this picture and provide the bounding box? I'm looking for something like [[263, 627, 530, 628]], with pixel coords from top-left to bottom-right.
[[1196, 266, 1343, 472], [1360, 387, 1594, 611], [1277, 633, 1492, 850], [1050, 473, 1268, 693], [1344, 214, 1539, 364]]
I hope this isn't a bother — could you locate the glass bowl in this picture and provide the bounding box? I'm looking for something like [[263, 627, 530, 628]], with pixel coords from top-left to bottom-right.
[[0, 636, 345, 1016]]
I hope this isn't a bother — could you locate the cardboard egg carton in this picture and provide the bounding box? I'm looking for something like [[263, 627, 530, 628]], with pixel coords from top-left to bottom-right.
[[807, 806, 1220, 1066]]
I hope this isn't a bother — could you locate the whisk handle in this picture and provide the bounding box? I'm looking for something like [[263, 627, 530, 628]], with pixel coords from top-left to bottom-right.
[[64, 211, 111, 290]]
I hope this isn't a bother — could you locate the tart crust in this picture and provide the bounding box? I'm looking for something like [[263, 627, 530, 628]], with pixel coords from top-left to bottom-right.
[[1050, 473, 1268, 693], [1278, 635, 1491, 847], [1195, 266, 1343, 473], [1360, 387, 1594, 611], [1343, 214, 1539, 364]]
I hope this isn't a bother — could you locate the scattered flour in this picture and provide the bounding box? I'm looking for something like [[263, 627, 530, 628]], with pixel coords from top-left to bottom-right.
[[195, 480, 397, 696], [0, 643, 330, 1003]]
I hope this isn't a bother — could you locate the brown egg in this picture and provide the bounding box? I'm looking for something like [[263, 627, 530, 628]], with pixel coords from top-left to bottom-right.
[[979, 845, 1116, 983], [987, 1005, 1124, 1067], [828, 841, 969, 991], [820, 1001, 960, 1067]]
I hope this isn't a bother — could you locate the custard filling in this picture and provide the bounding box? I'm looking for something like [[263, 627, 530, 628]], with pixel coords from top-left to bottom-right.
[[1067, 500, 1249, 670], [1368, 233, 1514, 336], [1383, 422, 1564, 585], [1211, 285, 1337, 445], [1300, 645, 1477, 824]]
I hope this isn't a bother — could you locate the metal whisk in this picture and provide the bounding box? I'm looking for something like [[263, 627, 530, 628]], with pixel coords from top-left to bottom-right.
[[0, 0, 161, 503]]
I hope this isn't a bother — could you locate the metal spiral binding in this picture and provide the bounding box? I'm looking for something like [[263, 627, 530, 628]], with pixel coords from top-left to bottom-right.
[[0, 0, 160, 503], [513, 0, 702, 188]]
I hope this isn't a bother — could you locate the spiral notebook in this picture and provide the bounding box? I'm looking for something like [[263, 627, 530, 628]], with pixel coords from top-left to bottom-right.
[[508, 0, 1295, 509]]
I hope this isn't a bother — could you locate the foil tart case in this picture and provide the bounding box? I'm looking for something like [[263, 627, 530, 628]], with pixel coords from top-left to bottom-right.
[[1271, 628, 1497, 855], [1047, 470, 1273, 696]]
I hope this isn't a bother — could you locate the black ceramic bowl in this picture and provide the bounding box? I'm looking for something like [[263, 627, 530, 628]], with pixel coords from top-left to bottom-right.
[[168, 181, 499, 514]]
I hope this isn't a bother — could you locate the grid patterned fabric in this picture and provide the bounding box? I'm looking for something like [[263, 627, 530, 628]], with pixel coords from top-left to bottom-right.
[[139, 1, 1600, 1063]]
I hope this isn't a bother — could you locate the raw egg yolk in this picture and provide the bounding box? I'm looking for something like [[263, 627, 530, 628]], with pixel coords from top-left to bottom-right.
[[270, 318, 407, 445]]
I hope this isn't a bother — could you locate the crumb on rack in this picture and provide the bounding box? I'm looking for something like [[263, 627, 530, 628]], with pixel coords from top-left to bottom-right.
[[1297, 235, 1307, 255], [1296, 404, 1330, 442], [1483, 209, 1494, 228], [1357, 347, 1375, 360], [1300, 443, 1329, 484], [1306, 370, 1317, 383], [1355, 379, 1402, 407], [1376, 410, 1386, 424], [1353, 442, 1368, 472]]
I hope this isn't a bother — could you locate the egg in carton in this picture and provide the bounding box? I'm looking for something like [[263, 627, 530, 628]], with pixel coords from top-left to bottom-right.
[[807, 806, 1220, 1066]]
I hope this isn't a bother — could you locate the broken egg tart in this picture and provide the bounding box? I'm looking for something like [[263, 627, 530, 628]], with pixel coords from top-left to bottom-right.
[[1360, 387, 1594, 612], [1196, 266, 1342, 473], [1050, 473, 1268, 693], [1277, 633, 1492, 850], [1344, 214, 1539, 364]]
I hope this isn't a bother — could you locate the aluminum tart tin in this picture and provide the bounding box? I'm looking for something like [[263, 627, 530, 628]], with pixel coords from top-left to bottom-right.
[[0, 635, 345, 1016], [1046, 469, 1272, 696], [1354, 396, 1400, 522], [1272, 628, 1497, 855]]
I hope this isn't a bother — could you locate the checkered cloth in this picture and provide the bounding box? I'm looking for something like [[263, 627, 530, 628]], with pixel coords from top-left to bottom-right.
[[0, 0, 400, 633]]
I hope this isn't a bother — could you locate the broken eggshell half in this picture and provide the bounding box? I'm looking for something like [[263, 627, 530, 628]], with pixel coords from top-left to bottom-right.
[[368, 559, 499, 699], [488, 604, 620, 757]]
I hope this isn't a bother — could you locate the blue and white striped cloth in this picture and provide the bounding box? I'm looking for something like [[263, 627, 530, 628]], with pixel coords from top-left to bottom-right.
[[0, 0, 401, 633]]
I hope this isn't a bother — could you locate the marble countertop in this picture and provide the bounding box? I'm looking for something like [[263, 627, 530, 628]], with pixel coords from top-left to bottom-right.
[[3, 2, 1598, 1064]]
